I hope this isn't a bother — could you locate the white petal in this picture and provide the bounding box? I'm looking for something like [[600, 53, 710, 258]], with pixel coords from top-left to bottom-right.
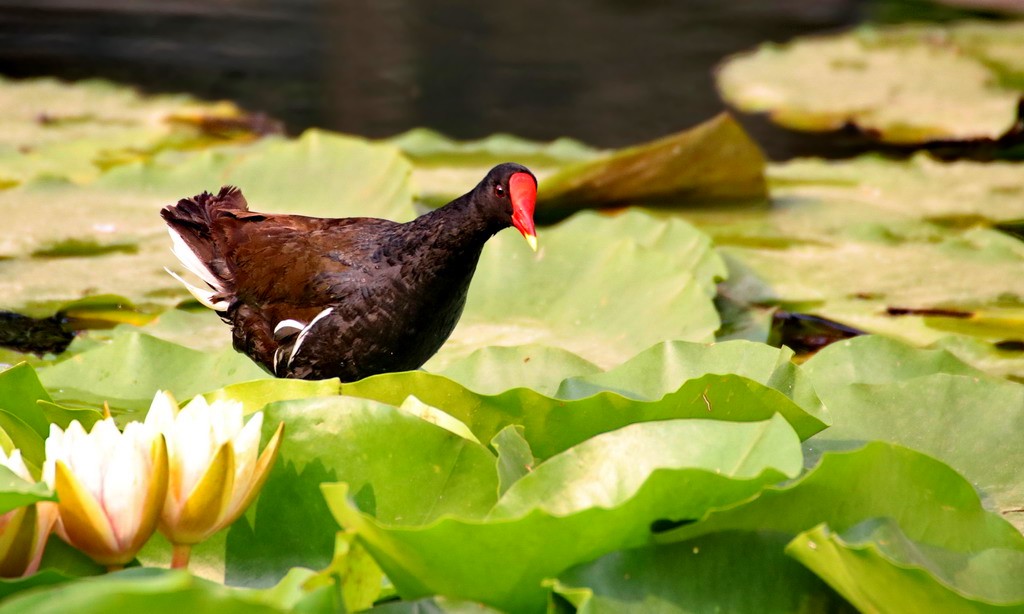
[[0, 449, 32, 482], [174, 402, 216, 497], [227, 412, 263, 514], [145, 390, 179, 432], [65, 421, 104, 500], [100, 424, 151, 548], [209, 399, 244, 444]]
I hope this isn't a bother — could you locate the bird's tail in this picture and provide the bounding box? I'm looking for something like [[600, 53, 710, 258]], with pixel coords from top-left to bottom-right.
[[159, 186, 248, 311]]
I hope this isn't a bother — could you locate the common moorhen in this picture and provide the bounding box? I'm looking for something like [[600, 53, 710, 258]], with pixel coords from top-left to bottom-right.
[[160, 163, 537, 382]]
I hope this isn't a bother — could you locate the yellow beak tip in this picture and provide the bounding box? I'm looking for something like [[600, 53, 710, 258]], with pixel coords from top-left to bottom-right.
[[525, 234, 538, 252]]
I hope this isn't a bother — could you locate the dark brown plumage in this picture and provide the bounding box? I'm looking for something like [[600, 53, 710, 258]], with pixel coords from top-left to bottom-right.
[[160, 163, 537, 382]]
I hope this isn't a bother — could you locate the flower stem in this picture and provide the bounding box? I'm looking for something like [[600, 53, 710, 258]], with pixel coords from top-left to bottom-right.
[[171, 543, 192, 569]]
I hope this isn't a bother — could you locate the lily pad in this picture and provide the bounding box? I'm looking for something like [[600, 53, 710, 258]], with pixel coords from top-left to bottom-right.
[[402, 114, 768, 218], [36, 331, 269, 417], [659, 442, 1024, 554], [803, 336, 1024, 530], [717, 21, 1024, 144], [430, 209, 725, 369], [553, 531, 850, 613], [789, 520, 1024, 612], [0, 76, 276, 188], [0, 130, 414, 318], [679, 152, 1024, 378], [323, 416, 802, 613]]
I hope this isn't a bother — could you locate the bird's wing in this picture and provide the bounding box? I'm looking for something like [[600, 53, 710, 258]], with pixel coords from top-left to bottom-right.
[[212, 213, 399, 306]]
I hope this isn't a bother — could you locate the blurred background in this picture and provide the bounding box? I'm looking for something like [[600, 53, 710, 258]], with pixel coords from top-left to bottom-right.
[[3, 0, 1015, 156]]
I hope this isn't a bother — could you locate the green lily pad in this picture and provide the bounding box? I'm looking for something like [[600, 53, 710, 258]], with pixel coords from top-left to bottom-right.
[[345, 369, 826, 461], [0, 568, 333, 614], [789, 520, 1024, 612], [436, 345, 601, 397], [36, 331, 269, 417], [403, 115, 768, 219], [0, 464, 55, 514], [323, 416, 802, 613], [803, 336, 1024, 530], [553, 531, 850, 613], [717, 21, 1024, 144], [222, 395, 499, 588], [0, 76, 274, 188], [0, 129, 414, 318], [658, 442, 1024, 554], [429, 209, 725, 369]]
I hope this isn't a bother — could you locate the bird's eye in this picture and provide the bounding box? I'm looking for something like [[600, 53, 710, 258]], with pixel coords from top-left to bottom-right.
[[494, 184, 506, 198]]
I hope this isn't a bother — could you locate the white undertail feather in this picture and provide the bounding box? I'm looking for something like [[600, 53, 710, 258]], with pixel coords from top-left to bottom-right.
[[166, 226, 224, 292], [164, 268, 229, 311], [274, 319, 305, 338], [288, 308, 334, 367]]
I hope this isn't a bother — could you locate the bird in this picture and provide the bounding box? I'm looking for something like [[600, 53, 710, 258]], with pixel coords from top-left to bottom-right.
[[160, 162, 537, 382]]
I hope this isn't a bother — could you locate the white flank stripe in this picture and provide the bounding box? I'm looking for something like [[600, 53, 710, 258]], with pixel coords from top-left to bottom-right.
[[167, 227, 224, 291], [164, 268, 229, 311], [288, 307, 334, 367], [274, 319, 305, 337]]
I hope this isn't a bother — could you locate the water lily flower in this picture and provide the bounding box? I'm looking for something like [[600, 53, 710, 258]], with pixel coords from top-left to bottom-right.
[[0, 448, 56, 577], [43, 419, 168, 568], [144, 392, 284, 567]]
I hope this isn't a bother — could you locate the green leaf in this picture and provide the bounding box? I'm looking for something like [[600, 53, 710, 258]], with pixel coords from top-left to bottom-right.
[[803, 335, 984, 385], [537, 113, 767, 218], [436, 345, 600, 397], [717, 22, 1024, 143], [788, 520, 1024, 612], [0, 363, 52, 439], [0, 570, 76, 602], [203, 378, 340, 416], [323, 416, 803, 613], [769, 154, 1024, 225], [0, 130, 413, 318], [300, 532, 384, 613], [490, 416, 802, 519], [429, 209, 725, 370], [37, 401, 103, 431], [556, 339, 823, 415], [491, 425, 535, 497], [0, 411, 45, 469], [36, 332, 269, 417], [345, 370, 827, 461], [803, 339, 1024, 530], [0, 76, 270, 188], [659, 443, 1024, 554], [223, 396, 498, 588], [0, 568, 331, 614], [0, 463, 54, 513], [370, 597, 506, 614], [553, 531, 851, 613]]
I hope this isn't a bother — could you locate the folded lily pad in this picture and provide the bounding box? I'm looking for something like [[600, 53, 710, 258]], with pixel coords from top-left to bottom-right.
[[553, 531, 849, 613], [399, 114, 768, 217], [789, 520, 1024, 612], [717, 21, 1024, 145], [323, 416, 802, 613]]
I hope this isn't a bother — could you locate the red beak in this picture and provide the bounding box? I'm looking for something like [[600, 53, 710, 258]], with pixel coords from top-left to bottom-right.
[[509, 172, 537, 251]]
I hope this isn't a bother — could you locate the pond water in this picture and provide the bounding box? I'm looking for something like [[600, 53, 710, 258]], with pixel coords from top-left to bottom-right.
[[0, 0, 1004, 156]]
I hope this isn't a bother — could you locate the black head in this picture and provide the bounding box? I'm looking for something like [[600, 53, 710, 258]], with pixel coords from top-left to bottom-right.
[[474, 163, 538, 250]]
